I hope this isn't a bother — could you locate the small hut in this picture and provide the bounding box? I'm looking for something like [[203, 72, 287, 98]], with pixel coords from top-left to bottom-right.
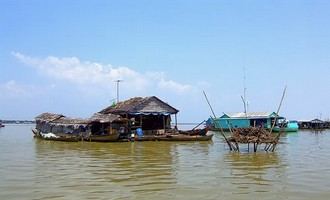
[[99, 96, 179, 135]]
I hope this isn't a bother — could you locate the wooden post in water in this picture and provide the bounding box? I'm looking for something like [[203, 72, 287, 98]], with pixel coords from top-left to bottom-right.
[[163, 115, 166, 133], [175, 114, 178, 129]]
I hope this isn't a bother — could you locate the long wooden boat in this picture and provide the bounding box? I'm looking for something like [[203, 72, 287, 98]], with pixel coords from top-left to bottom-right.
[[32, 129, 80, 142], [132, 135, 157, 141], [178, 128, 208, 136], [155, 133, 213, 141], [85, 133, 120, 142]]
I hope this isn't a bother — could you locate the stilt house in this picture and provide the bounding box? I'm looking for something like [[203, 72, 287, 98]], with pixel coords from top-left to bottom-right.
[[99, 96, 179, 135]]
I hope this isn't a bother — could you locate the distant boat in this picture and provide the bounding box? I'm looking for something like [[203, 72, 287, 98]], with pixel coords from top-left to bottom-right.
[[273, 120, 298, 132], [0, 122, 4, 128]]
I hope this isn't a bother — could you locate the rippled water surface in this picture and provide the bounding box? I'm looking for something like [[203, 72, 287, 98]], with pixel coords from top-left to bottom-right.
[[1, 125, 330, 200]]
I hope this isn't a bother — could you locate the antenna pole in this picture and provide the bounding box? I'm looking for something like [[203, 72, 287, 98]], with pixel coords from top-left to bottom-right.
[[115, 80, 123, 103], [243, 66, 247, 105], [242, 67, 248, 114]]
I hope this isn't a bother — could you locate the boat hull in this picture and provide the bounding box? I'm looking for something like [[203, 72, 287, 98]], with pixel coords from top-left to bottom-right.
[[32, 129, 80, 142], [273, 121, 299, 132], [155, 134, 213, 141], [272, 127, 298, 132], [86, 134, 120, 142]]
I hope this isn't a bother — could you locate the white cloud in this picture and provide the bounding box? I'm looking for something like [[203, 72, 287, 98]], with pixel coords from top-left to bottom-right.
[[158, 78, 192, 93], [0, 80, 37, 98], [12, 52, 193, 94]]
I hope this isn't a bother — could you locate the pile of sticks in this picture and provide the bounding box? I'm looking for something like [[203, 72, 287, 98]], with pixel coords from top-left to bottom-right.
[[227, 127, 280, 152]]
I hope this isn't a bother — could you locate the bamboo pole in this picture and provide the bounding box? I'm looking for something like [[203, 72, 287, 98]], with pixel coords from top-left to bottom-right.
[[192, 120, 206, 130], [270, 86, 287, 134], [241, 95, 247, 118], [203, 90, 233, 151], [227, 120, 238, 152], [269, 86, 287, 151], [203, 90, 216, 118]]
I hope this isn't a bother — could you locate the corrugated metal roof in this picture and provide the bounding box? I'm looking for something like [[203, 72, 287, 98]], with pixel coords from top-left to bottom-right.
[[223, 112, 278, 119]]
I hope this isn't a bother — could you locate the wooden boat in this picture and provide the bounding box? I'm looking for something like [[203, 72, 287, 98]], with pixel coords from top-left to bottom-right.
[[85, 133, 120, 142], [178, 128, 208, 136], [32, 128, 41, 137], [155, 133, 213, 141], [32, 128, 80, 142], [131, 135, 157, 141], [130, 127, 210, 142]]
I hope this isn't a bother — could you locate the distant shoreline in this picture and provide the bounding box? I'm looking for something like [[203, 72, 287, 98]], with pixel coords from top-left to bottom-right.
[[1, 120, 35, 124]]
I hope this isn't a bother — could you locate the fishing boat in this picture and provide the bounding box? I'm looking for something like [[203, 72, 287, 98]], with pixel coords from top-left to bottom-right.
[[273, 120, 298, 132]]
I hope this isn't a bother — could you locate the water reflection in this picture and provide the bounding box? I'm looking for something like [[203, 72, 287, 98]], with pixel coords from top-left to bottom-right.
[[33, 140, 180, 199], [2, 126, 330, 200], [222, 151, 287, 197]]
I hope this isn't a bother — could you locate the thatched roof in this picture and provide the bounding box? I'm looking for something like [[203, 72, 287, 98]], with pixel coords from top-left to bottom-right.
[[35, 113, 65, 122], [35, 112, 89, 125], [89, 113, 121, 123], [100, 96, 179, 115], [35, 112, 122, 125]]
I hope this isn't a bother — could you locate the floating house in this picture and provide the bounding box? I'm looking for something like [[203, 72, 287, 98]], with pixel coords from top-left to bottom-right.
[[298, 119, 330, 129], [33, 96, 187, 141], [207, 112, 283, 130], [99, 96, 179, 135], [35, 112, 128, 139]]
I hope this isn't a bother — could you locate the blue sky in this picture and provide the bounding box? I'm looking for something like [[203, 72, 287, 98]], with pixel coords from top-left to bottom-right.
[[1, 0, 330, 121]]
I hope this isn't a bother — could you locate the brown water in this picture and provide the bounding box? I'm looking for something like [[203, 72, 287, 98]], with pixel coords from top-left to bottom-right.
[[1, 125, 330, 200]]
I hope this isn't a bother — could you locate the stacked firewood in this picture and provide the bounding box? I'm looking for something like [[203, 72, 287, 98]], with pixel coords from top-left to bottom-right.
[[230, 127, 275, 143]]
